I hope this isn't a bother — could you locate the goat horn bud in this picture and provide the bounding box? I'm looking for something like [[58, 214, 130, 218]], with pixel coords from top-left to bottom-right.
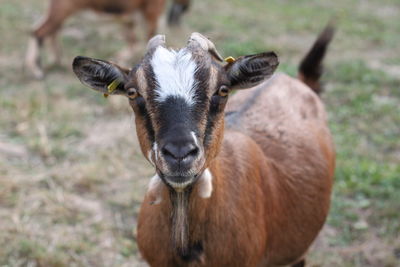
[[188, 32, 223, 62], [147, 35, 166, 51]]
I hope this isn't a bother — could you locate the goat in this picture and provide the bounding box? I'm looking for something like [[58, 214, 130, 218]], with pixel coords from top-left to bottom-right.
[[72, 25, 335, 266], [26, 0, 190, 79]]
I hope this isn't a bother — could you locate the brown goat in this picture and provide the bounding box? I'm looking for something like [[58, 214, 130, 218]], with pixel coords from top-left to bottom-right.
[[26, 0, 190, 79], [72, 25, 335, 266]]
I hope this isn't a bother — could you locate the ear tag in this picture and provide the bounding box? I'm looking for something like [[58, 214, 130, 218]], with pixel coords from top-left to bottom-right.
[[107, 79, 121, 94], [224, 56, 236, 63], [103, 94, 109, 98]]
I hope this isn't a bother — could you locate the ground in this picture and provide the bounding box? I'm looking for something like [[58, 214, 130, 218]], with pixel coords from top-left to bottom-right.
[[0, 0, 399, 266]]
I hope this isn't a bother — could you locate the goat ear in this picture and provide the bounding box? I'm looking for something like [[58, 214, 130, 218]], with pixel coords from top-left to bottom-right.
[[72, 56, 129, 95], [225, 52, 279, 89]]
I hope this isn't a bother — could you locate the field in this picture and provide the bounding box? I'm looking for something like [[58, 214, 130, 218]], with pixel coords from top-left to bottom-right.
[[0, 0, 399, 266]]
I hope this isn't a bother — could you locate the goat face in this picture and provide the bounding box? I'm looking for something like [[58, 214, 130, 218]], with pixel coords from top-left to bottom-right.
[[72, 33, 279, 191]]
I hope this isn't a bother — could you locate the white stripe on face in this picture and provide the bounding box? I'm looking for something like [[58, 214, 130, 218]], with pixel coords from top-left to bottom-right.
[[190, 131, 198, 147], [153, 142, 159, 162], [151, 47, 197, 105]]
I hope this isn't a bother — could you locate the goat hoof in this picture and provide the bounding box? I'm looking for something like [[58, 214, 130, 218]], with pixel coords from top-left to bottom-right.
[[25, 62, 44, 79], [32, 69, 45, 80]]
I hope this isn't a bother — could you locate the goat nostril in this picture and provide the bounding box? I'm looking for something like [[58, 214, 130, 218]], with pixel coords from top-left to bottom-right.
[[180, 144, 199, 160], [187, 147, 199, 158], [161, 143, 199, 161], [162, 146, 176, 159]]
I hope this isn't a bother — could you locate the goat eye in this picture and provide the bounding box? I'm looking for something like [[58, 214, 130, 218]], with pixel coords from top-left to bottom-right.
[[218, 85, 229, 97], [127, 88, 139, 99]]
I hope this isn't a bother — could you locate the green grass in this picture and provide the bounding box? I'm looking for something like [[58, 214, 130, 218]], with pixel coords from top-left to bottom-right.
[[0, 0, 399, 266]]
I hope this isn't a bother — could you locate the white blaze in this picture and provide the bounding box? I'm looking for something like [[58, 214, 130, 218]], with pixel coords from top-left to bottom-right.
[[190, 131, 199, 147], [151, 47, 197, 105]]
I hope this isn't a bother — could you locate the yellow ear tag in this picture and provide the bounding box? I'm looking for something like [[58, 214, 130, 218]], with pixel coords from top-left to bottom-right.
[[107, 79, 121, 94], [224, 56, 236, 63], [103, 94, 109, 98]]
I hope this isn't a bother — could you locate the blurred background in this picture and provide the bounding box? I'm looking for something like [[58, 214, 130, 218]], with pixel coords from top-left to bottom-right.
[[0, 0, 399, 266]]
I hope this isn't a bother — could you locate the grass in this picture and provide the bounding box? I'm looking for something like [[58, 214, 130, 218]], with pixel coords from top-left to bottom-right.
[[0, 0, 399, 266]]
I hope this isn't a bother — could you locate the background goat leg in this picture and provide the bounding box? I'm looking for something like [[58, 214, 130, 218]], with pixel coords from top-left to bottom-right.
[[25, 1, 78, 78]]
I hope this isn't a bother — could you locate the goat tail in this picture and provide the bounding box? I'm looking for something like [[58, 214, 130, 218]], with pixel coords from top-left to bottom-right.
[[298, 22, 335, 95]]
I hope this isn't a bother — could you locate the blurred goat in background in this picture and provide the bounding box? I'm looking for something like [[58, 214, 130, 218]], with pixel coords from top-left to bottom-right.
[[25, 0, 191, 79]]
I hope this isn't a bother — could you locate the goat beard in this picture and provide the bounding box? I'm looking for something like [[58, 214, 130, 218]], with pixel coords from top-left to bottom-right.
[[170, 189, 191, 258]]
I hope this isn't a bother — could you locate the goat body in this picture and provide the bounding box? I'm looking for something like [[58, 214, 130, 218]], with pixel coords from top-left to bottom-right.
[[138, 74, 335, 266], [72, 25, 335, 267], [137, 27, 335, 266]]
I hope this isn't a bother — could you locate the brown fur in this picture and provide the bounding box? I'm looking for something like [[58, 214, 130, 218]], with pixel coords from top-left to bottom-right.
[[70, 30, 334, 266], [67, 29, 336, 266], [137, 72, 335, 266], [71, 28, 335, 265]]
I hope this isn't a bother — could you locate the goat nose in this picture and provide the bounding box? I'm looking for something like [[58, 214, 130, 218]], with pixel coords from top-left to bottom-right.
[[161, 142, 199, 163]]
